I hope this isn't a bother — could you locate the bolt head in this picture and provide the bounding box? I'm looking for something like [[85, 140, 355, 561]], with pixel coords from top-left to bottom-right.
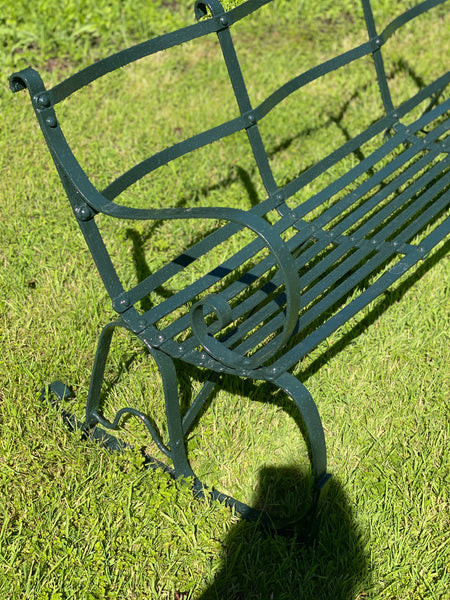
[[76, 205, 93, 221], [45, 115, 57, 128], [36, 93, 50, 108]]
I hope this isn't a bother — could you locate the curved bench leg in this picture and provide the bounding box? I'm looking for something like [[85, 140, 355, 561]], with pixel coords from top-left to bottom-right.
[[84, 320, 126, 429], [42, 329, 330, 530], [83, 324, 194, 478], [147, 347, 194, 479], [271, 372, 331, 512], [41, 322, 194, 477], [186, 371, 330, 529], [82, 348, 330, 524]]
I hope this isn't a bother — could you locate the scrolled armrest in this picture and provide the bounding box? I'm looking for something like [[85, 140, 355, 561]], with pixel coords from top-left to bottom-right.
[[10, 68, 45, 96], [180, 207, 301, 371], [11, 67, 300, 370], [96, 201, 301, 371]]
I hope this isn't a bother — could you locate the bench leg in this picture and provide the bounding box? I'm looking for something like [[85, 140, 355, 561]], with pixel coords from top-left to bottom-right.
[[271, 372, 331, 512], [81, 321, 194, 478], [41, 329, 330, 531], [147, 346, 194, 479], [184, 371, 330, 531], [83, 320, 123, 429]]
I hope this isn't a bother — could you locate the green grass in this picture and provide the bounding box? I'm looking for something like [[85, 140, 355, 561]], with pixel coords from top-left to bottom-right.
[[1, 0, 449, 598]]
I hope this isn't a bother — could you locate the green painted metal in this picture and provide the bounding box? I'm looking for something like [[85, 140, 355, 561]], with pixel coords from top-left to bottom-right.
[[11, 0, 449, 527]]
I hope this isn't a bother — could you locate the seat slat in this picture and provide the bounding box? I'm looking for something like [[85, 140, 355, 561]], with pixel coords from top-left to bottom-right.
[[324, 136, 447, 239], [214, 162, 449, 359], [307, 113, 449, 234], [271, 182, 450, 371], [156, 137, 448, 355]]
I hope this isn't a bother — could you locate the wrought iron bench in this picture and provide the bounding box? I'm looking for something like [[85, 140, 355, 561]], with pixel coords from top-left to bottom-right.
[[10, 0, 449, 525]]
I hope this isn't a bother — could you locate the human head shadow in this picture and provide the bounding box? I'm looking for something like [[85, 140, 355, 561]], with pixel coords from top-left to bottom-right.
[[197, 466, 368, 600]]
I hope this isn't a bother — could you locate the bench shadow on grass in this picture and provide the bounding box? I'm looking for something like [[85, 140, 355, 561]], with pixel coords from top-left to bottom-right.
[[196, 466, 368, 600]]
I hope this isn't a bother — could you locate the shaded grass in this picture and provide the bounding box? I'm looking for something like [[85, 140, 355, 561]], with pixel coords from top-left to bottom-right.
[[1, 1, 449, 598]]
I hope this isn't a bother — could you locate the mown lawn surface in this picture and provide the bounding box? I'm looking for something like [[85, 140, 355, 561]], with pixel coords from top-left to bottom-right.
[[1, 1, 449, 598]]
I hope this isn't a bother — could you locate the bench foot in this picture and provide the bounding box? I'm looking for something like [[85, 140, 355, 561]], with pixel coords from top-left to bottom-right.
[[40, 380, 73, 404], [40, 368, 331, 535], [40, 381, 128, 452], [38, 383, 279, 525], [40, 330, 330, 534]]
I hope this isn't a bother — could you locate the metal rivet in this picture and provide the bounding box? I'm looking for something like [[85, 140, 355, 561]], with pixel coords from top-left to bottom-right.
[[375, 38, 381, 46], [45, 115, 57, 128], [219, 15, 228, 26], [157, 334, 165, 343], [120, 298, 130, 308], [137, 318, 147, 329], [76, 205, 93, 221], [247, 113, 256, 125], [275, 191, 284, 202], [36, 93, 50, 108]]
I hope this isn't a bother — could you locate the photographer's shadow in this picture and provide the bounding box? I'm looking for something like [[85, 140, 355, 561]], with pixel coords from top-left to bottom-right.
[[198, 466, 368, 600]]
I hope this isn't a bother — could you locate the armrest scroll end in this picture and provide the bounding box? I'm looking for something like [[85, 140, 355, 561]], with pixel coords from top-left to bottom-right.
[[9, 68, 44, 95]]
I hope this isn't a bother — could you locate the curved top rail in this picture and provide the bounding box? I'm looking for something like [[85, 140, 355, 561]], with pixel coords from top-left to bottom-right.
[[255, 0, 447, 119], [11, 0, 448, 218], [381, 0, 446, 44], [48, 0, 272, 105], [49, 0, 444, 108]]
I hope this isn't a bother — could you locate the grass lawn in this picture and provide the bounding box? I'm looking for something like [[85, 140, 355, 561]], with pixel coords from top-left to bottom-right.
[[1, 1, 449, 598]]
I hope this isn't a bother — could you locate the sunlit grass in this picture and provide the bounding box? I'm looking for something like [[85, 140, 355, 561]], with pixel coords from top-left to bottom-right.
[[1, 1, 449, 598]]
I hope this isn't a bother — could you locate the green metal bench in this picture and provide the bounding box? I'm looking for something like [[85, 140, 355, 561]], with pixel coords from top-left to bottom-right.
[[10, 0, 449, 525]]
